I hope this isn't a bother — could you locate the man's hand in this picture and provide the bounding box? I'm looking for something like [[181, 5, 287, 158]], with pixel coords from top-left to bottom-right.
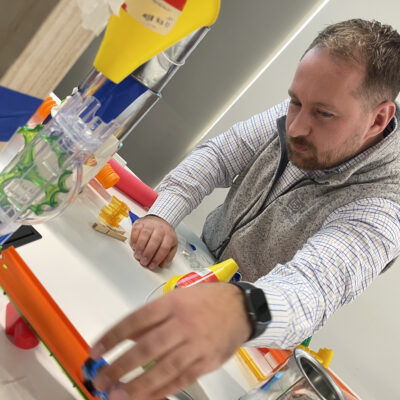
[[90, 282, 252, 400], [130, 215, 178, 270]]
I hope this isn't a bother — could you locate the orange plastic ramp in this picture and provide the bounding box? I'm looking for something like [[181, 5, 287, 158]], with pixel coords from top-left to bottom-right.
[[0, 246, 96, 400]]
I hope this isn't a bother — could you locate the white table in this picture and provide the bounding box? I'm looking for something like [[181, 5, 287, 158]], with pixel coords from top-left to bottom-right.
[[0, 182, 250, 400]]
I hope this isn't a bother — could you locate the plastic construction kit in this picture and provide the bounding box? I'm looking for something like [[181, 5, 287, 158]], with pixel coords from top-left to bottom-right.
[[0, 246, 98, 400], [0, 0, 222, 242], [0, 92, 120, 242]]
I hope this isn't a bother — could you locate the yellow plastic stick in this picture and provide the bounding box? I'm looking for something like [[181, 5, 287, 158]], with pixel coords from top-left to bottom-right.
[[163, 258, 238, 294]]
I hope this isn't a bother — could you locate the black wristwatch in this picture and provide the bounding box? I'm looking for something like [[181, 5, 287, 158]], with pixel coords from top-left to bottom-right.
[[231, 281, 271, 341]]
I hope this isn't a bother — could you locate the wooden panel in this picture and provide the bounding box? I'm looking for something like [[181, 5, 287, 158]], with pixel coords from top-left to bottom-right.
[[0, 0, 95, 98], [0, 0, 57, 78]]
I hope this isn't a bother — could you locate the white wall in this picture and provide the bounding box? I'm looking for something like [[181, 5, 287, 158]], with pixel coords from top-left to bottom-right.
[[182, 1, 400, 399]]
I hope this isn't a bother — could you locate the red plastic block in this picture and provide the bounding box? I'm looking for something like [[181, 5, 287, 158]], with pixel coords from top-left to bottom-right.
[[5, 302, 39, 349], [5, 301, 20, 335]]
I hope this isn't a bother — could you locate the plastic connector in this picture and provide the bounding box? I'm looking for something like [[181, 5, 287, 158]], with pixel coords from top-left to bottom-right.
[[82, 357, 109, 400], [95, 163, 120, 189]]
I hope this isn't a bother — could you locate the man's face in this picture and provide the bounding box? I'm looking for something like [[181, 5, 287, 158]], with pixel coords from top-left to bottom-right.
[[286, 47, 375, 170]]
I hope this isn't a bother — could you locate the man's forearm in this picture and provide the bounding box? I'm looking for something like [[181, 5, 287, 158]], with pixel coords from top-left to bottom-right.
[[247, 198, 400, 349], [148, 100, 290, 227]]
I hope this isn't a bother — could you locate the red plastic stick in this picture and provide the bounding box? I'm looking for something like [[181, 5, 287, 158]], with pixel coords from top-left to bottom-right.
[[108, 158, 158, 209]]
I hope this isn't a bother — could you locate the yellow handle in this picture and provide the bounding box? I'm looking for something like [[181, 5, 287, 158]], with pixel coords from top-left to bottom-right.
[[163, 274, 183, 294], [162, 258, 238, 294], [209, 259, 239, 282]]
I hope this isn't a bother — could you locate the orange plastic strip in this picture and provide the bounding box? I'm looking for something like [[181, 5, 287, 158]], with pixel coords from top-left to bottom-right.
[[265, 348, 292, 367], [0, 246, 96, 400], [328, 369, 359, 399]]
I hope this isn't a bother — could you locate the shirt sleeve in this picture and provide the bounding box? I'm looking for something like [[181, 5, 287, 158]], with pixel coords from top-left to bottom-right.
[[248, 197, 400, 349], [148, 99, 290, 227]]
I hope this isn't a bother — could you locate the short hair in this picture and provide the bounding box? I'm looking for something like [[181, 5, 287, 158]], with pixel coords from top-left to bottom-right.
[[304, 19, 400, 107]]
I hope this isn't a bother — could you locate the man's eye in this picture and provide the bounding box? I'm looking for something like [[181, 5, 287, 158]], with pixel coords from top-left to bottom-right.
[[290, 99, 301, 107], [318, 110, 334, 118]]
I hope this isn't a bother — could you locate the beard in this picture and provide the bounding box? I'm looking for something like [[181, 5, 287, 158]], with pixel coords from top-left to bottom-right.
[[286, 133, 363, 170], [286, 136, 321, 170]]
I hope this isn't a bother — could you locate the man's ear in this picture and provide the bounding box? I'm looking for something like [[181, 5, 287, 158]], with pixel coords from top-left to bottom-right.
[[367, 101, 396, 138]]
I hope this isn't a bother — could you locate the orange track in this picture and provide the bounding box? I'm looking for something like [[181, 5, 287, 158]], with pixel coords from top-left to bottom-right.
[[0, 246, 96, 400]]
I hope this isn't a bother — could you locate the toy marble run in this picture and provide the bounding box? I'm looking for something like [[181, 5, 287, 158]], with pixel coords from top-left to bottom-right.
[[0, 0, 221, 244]]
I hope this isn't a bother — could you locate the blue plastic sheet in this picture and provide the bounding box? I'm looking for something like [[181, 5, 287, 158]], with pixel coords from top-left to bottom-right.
[[0, 86, 42, 141], [93, 76, 147, 123]]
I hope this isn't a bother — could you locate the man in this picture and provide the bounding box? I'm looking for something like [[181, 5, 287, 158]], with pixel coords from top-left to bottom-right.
[[91, 19, 400, 400]]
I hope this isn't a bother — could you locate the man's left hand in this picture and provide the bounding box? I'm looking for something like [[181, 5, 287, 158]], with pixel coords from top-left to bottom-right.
[[90, 282, 252, 400]]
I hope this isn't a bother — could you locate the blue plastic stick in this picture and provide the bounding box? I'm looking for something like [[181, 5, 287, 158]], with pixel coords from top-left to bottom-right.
[[260, 371, 283, 392], [129, 211, 139, 224]]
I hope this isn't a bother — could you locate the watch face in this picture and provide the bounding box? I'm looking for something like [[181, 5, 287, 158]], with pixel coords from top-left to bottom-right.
[[251, 288, 271, 323]]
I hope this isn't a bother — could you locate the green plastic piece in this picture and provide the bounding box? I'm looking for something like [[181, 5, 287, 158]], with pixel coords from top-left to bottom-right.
[[301, 336, 312, 347], [0, 125, 73, 216]]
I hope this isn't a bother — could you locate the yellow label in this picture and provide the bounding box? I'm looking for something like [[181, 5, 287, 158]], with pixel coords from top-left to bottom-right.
[[125, 0, 182, 35]]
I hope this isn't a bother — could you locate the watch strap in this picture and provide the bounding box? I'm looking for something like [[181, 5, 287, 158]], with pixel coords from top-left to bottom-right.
[[231, 281, 271, 341]]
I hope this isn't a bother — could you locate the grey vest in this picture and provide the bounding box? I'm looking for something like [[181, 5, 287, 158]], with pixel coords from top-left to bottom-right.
[[202, 113, 400, 282]]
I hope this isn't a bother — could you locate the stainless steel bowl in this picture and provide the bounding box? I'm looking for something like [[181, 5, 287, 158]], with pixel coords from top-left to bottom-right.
[[166, 390, 194, 400]]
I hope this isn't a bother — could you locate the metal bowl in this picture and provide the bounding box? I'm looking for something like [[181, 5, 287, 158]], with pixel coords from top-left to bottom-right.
[[166, 391, 194, 400]]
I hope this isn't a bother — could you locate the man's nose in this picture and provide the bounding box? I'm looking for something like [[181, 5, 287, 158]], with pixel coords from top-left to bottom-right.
[[287, 110, 311, 138]]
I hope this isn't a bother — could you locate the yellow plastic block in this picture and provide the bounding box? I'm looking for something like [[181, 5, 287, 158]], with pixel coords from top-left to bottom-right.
[[297, 345, 334, 369], [98, 196, 129, 228]]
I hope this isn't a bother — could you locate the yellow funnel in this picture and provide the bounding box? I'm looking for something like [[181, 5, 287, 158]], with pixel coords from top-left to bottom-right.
[[94, 0, 220, 83]]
